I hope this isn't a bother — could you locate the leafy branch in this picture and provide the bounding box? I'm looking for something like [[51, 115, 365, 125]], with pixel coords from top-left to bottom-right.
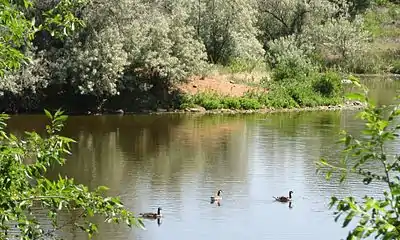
[[0, 109, 144, 239], [316, 75, 400, 239]]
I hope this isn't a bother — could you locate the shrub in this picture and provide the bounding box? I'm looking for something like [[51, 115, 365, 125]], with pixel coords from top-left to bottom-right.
[[266, 35, 317, 82], [390, 60, 400, 74], [190, 92, 223, 110], [240, 97, 262, 109], [312, 71, 342, 97], [222, 97, 242, 109], [272, 61, 308, 82]]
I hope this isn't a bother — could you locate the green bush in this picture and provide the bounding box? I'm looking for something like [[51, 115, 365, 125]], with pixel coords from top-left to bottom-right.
[[201, 99, 222, 110], [263, 87, 299, 108], [221, 97, 242, 109], [190, 92, 223, 110], [240, 97, 262, 109], [288, 83, 318, 107], [374, 0, 389, 6], [266, 35, 317, 82], [390, 60, 400, 74], [272, 61, 311, 82], [312, 71, 342, 97]]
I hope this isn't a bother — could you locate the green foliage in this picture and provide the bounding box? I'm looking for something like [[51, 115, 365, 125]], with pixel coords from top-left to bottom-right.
[[317, 77, 400, 239], [303, 15, 371, 70], [257, 87, 299, 109], [346, 0, 373, 15], [363, 4, 400, 37], [181, 91, 263, 110], [264, 80, 342, 108], [264, 67, 343, 108], [312, 71, 342, 97], [390, 60, 400, 74], [39, 0, 87, 39], [0, 0, 398, 113], [0, 0, 87, 77], [0, 110, 144, 238], [266, 35, 317, 78], [256, 0, 343, 46], [64, 26, 128, 96], [194, 0, 265, 64], [272, 61, 313, 82], [374, 0, 389, 6], [227, 58, 264, 73], [0, 0, 35, 76], [180, 69, 343, 111]]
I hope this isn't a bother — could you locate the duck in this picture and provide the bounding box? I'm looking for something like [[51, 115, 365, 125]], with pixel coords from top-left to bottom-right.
[[273, 190, 293, 202], [210, 190, 223, 203], [139, 207, 162, 219]]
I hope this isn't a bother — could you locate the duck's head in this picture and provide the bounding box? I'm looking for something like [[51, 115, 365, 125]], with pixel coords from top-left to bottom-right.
[[217, 190, 223, 196], [289, 191, 294, 197], [157, 207, 162, 214]]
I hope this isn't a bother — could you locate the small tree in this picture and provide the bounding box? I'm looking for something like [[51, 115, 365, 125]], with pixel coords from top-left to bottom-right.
[[317, 76, 400, 239], [0, 110, 144, 239], [303, 16, 370, 65]]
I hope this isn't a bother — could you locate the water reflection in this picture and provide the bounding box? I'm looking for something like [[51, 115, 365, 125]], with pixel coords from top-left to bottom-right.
[[4, 77, 400, 240], [5, 112, 368, 240]]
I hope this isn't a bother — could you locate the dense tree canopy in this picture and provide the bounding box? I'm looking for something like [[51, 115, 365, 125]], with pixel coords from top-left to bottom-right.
[[0, 0, 398, 113]]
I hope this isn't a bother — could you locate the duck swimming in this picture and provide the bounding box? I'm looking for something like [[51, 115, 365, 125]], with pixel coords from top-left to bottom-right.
[[139, 207, 162, 219], [210, 190, 223, 203], [273, 191, 293, 202]]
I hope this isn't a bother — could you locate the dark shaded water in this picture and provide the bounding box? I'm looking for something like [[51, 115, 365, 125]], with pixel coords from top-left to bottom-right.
[[6, 76, 400, 240]]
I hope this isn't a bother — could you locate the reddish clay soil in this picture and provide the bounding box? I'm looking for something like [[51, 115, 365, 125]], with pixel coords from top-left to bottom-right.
[[176, 75, 263, 97]]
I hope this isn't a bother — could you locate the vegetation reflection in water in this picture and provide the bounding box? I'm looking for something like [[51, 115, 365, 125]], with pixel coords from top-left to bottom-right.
[[4, 78, 400, 240]]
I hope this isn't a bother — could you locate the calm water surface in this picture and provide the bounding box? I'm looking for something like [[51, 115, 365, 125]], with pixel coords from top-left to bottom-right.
[[6, 77, 400, 240]]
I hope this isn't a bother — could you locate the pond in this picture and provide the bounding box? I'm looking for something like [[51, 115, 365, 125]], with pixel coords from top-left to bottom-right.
[[6, 76, 400, 240]]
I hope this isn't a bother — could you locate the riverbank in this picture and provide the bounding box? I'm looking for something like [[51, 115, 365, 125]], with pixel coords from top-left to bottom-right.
[[1, 61, 396, 117], [1, 70, 371, 116], [129, 99, 366, 115], [3, 97, 366, 116], [69, 102, 364, 116]]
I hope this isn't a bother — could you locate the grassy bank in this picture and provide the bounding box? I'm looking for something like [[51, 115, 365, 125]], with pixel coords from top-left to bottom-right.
[[178, 70, 345, 112]]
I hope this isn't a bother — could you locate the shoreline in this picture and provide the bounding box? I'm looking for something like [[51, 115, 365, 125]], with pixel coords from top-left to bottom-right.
[[148, 100, 365, 115], [3, 101, 365, 116], [1, 73, 395, 117]]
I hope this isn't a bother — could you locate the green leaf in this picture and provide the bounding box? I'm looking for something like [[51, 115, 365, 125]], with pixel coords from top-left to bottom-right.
[[334, 212, 343, 222], [44, 109, 52, 120], [339, 172, 347, 183], [343, 211, 356, 228], [326, 170, 332, 180], [345, 135, 352, 146]]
